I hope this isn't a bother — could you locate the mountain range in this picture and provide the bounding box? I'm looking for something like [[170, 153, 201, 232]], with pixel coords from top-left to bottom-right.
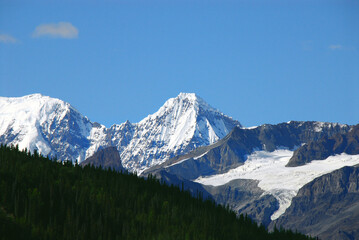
[[1, 93, 359, 239], [0, 93, 240, 173]]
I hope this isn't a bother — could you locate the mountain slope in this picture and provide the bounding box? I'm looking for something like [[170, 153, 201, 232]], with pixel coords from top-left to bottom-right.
[[0, 94, 93, 162], [114, 93, 241, 172], [0, 93, 240, 173], [271, 165, 359, 240], [144, 121, 356, 225], [203, 179, 279, 226]]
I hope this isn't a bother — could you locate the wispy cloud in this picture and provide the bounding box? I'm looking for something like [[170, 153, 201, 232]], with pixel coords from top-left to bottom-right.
[[32, 22, 78, 39], [329, 44, 343, 50], [0, 34, 19, 44]]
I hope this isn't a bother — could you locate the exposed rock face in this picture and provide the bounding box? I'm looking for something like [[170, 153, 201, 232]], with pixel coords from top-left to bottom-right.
[[287, 124, 359, 167], [145, 121, 351, 180], [80, 147, 125, 172], [203, 179, 278, 226], [270, 165, 359, 240], [239, 194, 279, 227]]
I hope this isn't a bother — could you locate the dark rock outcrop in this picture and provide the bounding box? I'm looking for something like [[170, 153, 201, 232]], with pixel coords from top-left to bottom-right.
[[80, 147, 125, 172], [287, 125, 359, 167], [270, 165, 359, 240], [239, 194, 279, 227], [204, 179, 279, 226]]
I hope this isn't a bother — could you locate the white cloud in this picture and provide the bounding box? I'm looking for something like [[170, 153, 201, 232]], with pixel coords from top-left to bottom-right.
[[32, 22, 78, 39], [0, 34, 19, 44], [329, 44, 343, 50]]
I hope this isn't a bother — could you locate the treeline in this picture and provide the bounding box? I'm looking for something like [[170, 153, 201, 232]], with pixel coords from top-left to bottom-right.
[[0, 144, 316, 240]]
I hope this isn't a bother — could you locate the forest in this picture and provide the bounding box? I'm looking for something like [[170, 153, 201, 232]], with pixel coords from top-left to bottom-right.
[[0, 144, 316, 240]]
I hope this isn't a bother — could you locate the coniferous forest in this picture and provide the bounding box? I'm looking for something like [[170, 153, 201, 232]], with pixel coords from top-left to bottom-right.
[[0, 144, 316, 240]]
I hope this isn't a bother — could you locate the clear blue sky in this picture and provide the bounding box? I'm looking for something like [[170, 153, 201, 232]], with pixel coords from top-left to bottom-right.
[[1, 0, 358, 127]]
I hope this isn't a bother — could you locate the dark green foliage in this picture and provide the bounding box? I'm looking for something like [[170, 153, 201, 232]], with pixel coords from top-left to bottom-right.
[[0, 144, 315, 240], [0, 207, 34, 240]]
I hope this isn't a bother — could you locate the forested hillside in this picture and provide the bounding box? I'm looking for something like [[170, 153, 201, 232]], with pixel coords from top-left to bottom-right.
[[0, 145, 315, 240]]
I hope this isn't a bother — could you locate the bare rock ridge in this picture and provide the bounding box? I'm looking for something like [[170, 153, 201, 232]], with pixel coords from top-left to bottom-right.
[[287, 124, 359, 167], [80, 147, 125, 172]]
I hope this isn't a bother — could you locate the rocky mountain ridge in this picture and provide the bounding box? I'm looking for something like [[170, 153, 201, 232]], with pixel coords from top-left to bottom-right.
[[145, 121, 351, 180], [287, 124, 359, 167]]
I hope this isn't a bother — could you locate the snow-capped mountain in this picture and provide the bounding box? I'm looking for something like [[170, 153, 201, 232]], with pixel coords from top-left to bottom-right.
[[0, 94, 93, 162], [117, 93, 241, 172], [86, 93, 241, 172], [0, 93, 240, 173]]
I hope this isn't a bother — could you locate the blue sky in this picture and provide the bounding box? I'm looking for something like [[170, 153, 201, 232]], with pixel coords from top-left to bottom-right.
[[1, 0, 358, 127]]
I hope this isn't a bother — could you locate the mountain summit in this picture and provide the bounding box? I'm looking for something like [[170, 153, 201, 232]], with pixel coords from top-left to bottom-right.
[[116, 93, 241, 172], [0, 93, 240, 173], [0, 94, 92, 161]]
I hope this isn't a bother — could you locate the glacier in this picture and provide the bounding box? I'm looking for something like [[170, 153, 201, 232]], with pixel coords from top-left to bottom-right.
[[195, 149, 359, 220]]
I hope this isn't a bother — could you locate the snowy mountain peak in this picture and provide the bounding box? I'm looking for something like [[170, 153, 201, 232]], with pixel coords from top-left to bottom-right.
[[0, 94, 77, 118], [23, 93, 45, 99], [177, 92, 198, 100], [175, 92, 210, 108], [0, 94, 92, 161], [121, 93, 241, 172], [162, 93, 217, 113], [143, 93, 224, 123]]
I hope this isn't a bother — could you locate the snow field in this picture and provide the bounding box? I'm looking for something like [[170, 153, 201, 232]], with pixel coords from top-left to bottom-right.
[[195, 149, 359, 220]]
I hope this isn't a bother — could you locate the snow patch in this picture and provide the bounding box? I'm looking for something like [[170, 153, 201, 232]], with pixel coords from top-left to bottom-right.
[[243, 126, 258, 130]]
